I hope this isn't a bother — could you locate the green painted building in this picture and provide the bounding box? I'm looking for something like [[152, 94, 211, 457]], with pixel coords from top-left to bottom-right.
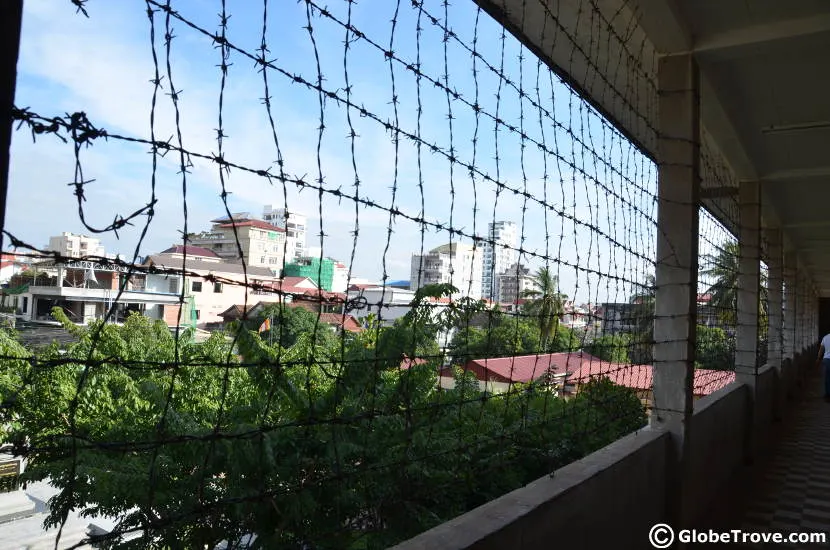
[[283, 257, 335, 291]]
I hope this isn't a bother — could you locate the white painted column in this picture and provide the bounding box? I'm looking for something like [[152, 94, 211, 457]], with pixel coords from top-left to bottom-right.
[[735, 181, 761, 383], [651, 53, 699, 531], [796, 268, 806, 354], [734, 182, 761, 461], [783, 251, 797, 361], [765, 228, 783, 369]]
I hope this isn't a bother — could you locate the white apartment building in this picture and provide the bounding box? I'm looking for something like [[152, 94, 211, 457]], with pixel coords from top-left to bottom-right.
[[410, 242, 482, 299], [331, 261, 349, 293], [145, 246, 282, 329], [47, 232, 105, 259], [189, 214, 286, 273], [3, 258, 181, 325], [495, 262, 540, 305], [481, 221, 517, 300], [262, 206, 307, 261]]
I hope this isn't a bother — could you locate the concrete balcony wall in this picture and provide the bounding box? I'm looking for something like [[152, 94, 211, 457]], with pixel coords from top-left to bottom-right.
[[391, 428, 669, 550], [753, 365, 779, 454], [685, 382, 750, 525], [393, 346, 818, 550]]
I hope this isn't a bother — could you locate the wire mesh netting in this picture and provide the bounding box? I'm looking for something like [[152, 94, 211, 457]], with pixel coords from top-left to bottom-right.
[[0, 0, 765, 548], [697, 207, 739, 392], [697, 133, 768, 380]]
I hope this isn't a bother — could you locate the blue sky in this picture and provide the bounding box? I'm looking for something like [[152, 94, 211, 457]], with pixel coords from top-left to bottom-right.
[[8, 0, 661, 304]]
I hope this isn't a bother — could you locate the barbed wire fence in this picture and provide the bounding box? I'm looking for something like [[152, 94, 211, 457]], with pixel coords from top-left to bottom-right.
[[0, 0, 762, 548]]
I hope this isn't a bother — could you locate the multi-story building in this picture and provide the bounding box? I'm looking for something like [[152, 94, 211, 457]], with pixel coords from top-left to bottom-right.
[[0, 253, 28, 284], [331, 261, 349, 293], [600, 302, 643, 335], [47, 232, 105, 259], [262, 206, 307, 261], [495, 262, 539, 305], [481, 221, 517, 300], [283, 256, 349, 293], [144, 245, 282, 329], [410, 242, 482, 299], [3, 256, 181, 325], [189, 213, 286, 273]]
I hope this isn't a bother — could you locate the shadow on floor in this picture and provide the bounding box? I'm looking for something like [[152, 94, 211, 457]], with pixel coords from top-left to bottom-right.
[[693, 371, 830, 549]]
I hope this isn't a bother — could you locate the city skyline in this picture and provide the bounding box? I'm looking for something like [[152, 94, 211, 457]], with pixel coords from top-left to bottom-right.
[[8, 0, 658, 305]]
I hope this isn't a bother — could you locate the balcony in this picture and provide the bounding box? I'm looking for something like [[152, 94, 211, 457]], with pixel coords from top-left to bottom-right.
[[2, 0, 828, 548]]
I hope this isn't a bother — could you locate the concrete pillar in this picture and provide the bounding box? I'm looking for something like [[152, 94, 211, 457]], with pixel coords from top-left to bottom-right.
[[783, 251, 797, 361], [796, 268, 805, 354], [765, 228, 784, 419], [766, 228, 783, 369], [735, 181, 761, 378], [794, 270, 801, 354], [735, 181, 761, 461], [651, 53, 699, 532]]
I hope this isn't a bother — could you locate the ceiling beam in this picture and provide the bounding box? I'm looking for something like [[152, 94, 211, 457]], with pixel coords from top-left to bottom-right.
[[761, 167, 830, 182], [782, 221, 830, 229], [694, 13, 830, 54], [618, 0, 691, 54]]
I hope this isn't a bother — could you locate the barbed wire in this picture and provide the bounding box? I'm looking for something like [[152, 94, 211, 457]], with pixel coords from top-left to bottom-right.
[[0, 0, 764, 548]]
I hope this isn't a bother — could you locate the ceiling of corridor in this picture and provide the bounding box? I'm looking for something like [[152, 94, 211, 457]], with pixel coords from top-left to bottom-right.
[[477, 0, 830, 294]]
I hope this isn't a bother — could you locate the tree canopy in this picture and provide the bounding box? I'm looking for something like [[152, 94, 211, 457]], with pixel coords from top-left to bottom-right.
[[585, 333, 631, 363], [0, 285, 646, 549], [521, 267, 567, 349]]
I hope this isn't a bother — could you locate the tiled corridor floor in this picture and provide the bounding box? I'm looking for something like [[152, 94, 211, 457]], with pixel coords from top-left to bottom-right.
[[711, 376, 830, 549]]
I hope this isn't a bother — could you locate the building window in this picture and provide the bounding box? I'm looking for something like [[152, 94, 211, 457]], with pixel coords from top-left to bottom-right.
[[192, 281, 202, 292], [195, 310, 200, 320], [21, 297, 28, 313], [214, 282, 223, 293], [169, 278, 178, 293]]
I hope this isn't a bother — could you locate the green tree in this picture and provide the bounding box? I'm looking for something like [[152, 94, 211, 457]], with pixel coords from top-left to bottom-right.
[[253, 303, 338, 350], [521, 266, 567, 349], [695, 325, 735, 371], [1, 301, 647, 549], [586, 333, 631, 363], [701, 241, 768, 328], [701, 241, 740, 325], [628, 273, 655, 364], [449, 315, 580, 364]]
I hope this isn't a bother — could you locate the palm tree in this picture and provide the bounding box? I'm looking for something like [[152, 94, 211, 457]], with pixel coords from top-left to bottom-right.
[[701, 241, 768, 328], [521, 266, 567, 350], [701, 241, 740, 326]]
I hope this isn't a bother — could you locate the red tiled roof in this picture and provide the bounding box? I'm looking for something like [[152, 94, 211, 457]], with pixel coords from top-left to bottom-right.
[[217, 219, 285, 232], [281, 276, 316, 288], [464, 352, 600, 384], [270, 284, 310, 297], [160, 245, 220, 258], [317, 313, 362, 332], [400, 356, 428, 370], [692, 369, 736, 395], [566, 359, 735, 396], [260, 281, 345, 303]]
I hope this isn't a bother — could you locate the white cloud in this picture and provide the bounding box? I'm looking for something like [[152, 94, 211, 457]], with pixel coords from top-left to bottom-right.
[[8, 0, 657, 298]]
